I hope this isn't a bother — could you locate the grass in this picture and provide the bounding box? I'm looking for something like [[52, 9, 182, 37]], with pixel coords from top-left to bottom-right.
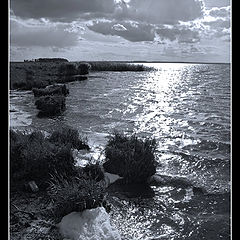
[[88, 61, 152, 72], [10, 62, 60, 90], [58, 63, 78, 76], [48, 127, 90, 150], [32, 84, 69, 97], [9, 127, 110, 239], [103, 132, 157, 183], [58, 62, 90, 76], [47, 171, 106, 221], [10, 61, 152, 90], [10, 127, 90, 189]]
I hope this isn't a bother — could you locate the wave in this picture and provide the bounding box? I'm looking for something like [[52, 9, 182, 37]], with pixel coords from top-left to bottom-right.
[[182, 139, 230, 153]]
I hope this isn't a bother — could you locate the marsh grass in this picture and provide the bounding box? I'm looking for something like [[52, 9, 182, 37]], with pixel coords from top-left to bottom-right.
[[77, 63, 91, 75], [47, 170, 106, 221], [103, 132, 157, 183], [58, 63, 78, 76], [83, 162, 105, 182], [48, 127, 90, 150], [88, 61, 152, 72], [10, 127, 90, 189], [58, 62, 90, 76], [32, 84, 69, 97]]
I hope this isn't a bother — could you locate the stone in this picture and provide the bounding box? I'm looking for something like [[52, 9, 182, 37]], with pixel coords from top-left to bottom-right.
[[58, 207, 121, 240], [25, 181, 39, 192]]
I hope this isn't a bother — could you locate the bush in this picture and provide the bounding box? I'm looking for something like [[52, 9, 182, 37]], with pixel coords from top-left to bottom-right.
[[35, 95, 66, 117], [47, 172, 106, 221], [83, 162, 105, 182], [10, 129, 77, 188], [32, 84, 69, 97], [48, 126, 90, 150], [58, 63, 77, 76], [77, 63, 91, 75], [103, 132, 157, 183]]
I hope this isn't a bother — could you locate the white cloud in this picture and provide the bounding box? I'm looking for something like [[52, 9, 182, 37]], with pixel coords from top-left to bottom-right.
[[112, 23, 127, 31]]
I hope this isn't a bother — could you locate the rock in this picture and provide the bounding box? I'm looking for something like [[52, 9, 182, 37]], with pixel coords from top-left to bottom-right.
[[77, 63, 91, 75], [104, 172, 122, 187], [24, 181, 39, 192], [58, 207, 121, 240], [32, 84, 69, 97], [35, 95, 66, 117], [148, 174, 192, 188], [192, 186, 205, 195]]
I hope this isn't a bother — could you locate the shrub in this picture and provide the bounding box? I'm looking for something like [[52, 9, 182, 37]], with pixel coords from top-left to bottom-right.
[[48, 126, 90, 150], [35, 95, 66, 117], [47, 172, 106, 221], [32, 84, 69, 97], [58, 63, 77, 76], [103, 132, 157, 183], [83, 162, 105, 182], [77, 63, 91, 75], [10, 129, 77, 188]]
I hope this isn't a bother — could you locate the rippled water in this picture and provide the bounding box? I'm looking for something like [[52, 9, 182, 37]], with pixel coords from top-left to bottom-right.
[[9, 63, 231, 239]]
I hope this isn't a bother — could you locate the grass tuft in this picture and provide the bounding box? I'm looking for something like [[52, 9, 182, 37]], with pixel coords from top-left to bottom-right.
[[9, 127, 90, 189], [47, 171, 106, 221], [48, 126, 90, 150], [103, 132, 157, 183]]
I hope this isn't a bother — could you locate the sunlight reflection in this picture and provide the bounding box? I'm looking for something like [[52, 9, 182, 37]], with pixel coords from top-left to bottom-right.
[[133, 63, 195, 148]]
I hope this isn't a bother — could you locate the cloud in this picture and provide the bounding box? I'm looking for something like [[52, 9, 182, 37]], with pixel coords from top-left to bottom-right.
[[114, 0, 205, 24], [156, 26, 200, 43], [9, 0, 231, 63], [10, 17, 81, 48], [10, 0, 116, 21], [112, 23, 127, 31], [88, 20, 155, 42], [207, 6, 230, 18], [10, 0, 205, 25]]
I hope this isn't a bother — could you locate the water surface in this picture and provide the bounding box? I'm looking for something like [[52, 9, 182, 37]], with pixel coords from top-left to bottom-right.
[[10, 62, 231, 239]]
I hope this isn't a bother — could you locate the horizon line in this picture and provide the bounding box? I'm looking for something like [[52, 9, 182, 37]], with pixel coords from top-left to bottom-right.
[[10, 60, 230, 64]]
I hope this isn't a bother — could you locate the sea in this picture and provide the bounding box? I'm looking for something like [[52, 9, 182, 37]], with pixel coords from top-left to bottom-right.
[[9, 62, 231, 240]]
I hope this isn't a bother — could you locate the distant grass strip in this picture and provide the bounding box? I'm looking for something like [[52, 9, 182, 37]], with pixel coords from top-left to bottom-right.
[[88, 61, 153, 72]]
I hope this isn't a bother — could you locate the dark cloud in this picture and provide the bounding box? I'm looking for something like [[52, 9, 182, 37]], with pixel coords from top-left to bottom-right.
[[88, 21, 155, 42], [10, 0, 116, 21], [10, 0, 205, 25]]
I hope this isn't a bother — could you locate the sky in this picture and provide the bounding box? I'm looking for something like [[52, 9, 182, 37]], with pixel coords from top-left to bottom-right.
[[9, 0, 231, 63]]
